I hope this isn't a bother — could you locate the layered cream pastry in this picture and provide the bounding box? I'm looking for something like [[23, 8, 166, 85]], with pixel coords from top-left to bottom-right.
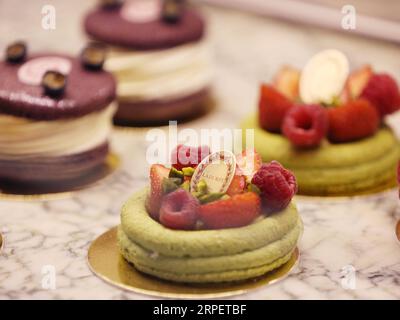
[[0, 43, 116, 184], [85, 0, 213, 125], [118, 146, 302, 283]]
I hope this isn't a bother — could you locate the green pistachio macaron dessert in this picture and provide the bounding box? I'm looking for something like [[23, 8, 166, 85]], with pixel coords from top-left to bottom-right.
[[241, 50, 400, 196], [118, 146, 303, 283]]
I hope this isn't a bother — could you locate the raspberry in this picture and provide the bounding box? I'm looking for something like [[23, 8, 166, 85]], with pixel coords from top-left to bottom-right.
[[159, 189, 199, 230], [361, 73, 400, 117], [251, 161, 297, 212], [282, 104, 328, 147], [328, 99, 379, 143], [258, 84, 293, 132], [171, 145, 210, 171]]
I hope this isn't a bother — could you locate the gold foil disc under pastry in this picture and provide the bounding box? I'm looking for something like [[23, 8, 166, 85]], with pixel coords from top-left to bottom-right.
[[0, 152, 120, 201], [88, 227, 300, 299]]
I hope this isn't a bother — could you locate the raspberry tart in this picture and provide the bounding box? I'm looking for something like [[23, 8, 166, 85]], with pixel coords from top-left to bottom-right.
[[118, 146, 303, 283], [241, 50, 400, 196]]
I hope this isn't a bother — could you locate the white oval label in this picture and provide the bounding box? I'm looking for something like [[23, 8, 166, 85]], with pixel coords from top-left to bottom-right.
[[18, 57, 71, 86], [120, 0, 161, 24], [190, 151, 236, 194]]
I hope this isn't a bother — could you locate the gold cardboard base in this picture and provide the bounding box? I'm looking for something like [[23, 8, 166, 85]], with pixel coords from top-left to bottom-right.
[[88, 227, 300, 299], [0, 153, 120, 201]]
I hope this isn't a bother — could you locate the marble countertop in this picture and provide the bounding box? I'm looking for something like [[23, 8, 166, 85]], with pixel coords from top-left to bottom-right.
[[1, 1, 400, 300]]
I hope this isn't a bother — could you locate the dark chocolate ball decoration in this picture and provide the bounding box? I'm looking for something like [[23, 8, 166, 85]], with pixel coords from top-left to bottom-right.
[[6, 41, 27, 63], [162, 0, 184, 24], [42, 71, 67, 97], [99, 0, 123, 10], [81, 43, 107, 71]]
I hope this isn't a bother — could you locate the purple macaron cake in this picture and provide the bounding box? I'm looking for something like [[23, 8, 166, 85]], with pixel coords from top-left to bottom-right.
[[0, 42, 116, 186], [84, 0, 213, 125]]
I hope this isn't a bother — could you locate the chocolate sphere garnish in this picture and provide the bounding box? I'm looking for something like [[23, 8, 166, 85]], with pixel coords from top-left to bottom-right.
[[42, 70, 67, 97], [81, 43, 107, 71], [100, 0, 123, 10], [162, 0, 184, 24], [6, 41, 27, 63]]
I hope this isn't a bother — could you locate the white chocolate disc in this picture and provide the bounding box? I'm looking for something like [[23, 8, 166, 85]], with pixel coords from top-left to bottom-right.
[[300, 49, 349, 104]]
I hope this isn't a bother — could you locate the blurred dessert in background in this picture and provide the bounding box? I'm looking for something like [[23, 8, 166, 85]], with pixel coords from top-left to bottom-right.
[[0, 42, 116, 189], [241, 49, 400, 196], [84, 0, 213, 126]]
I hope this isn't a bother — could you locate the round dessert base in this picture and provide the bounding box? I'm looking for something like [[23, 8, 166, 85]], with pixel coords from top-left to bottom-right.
[[88, 227, 300, 299], [0, 153, 120, 201], [396, 220, 400, 243]]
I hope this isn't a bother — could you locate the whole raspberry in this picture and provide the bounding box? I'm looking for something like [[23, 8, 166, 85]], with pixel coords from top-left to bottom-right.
[[361, 73, 400, 117], [282, 104, 328, 147], [171, 145, 210, 170], [251, 161, 297, 212], [159, 189, 199, 230]]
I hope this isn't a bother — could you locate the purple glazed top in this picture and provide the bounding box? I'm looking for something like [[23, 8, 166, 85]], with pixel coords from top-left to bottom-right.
[[0, 53, 116, 120], [84, 0, 205, 50]]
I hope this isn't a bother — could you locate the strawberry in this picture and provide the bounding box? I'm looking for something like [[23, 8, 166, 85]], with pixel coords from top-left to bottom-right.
[[235, 149, 262, 178], [328, 99, 379, 143], [258, 84, 293, 133], [273, 66, 300, 100], [360, 73, 400, 117], [341, 65, 373, 102], [145, 164, 170, 220], [198, 192, 261, 229], [226, 172, 246, 196]]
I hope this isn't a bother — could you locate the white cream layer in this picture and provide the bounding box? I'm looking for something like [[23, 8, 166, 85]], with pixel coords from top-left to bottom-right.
[[105, 41, 213, 102], [0, 103, 116, 160]]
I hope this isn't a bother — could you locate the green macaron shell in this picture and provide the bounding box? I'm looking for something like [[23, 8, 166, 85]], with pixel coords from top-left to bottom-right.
[[241, 114, 400, 195], [118, 188, 302, 283], [120, 188, 300, 258]]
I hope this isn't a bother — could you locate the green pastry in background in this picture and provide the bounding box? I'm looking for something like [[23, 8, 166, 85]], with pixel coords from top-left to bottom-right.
[[242, 50, 400, 196]]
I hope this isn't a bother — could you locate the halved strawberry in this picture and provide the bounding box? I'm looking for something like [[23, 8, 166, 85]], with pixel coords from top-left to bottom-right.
[[235, 149, 262, 178], [198, 192, 261, 229], [258, 84, 294, 133], [273, 66, 300, 100], [226, 172, 246, 196], [341, 65, 373, 102], [328, 99, 379, 143], [145, 164, 170, 220]]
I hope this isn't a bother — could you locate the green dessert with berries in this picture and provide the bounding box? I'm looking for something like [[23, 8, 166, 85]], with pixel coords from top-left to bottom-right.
[[118, 146, 303, 283], [241, 50, 400, 196]]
